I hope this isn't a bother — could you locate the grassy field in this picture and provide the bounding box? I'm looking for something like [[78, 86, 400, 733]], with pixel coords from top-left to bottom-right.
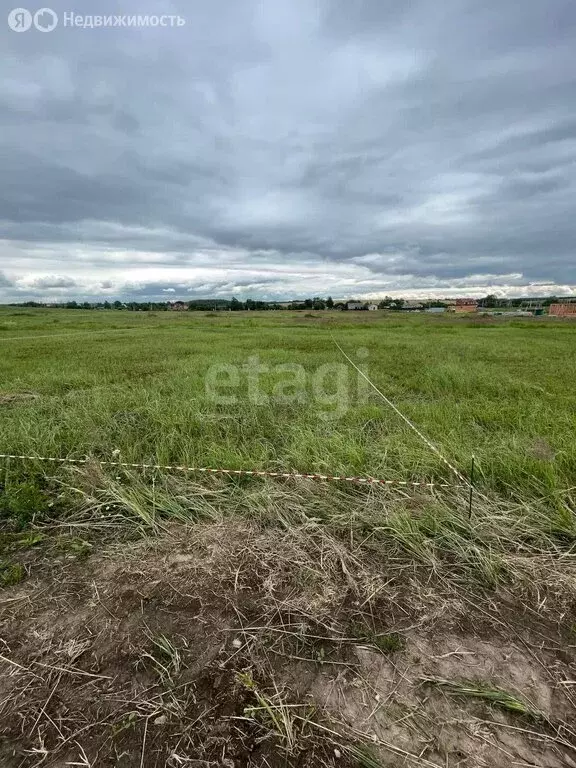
[[1, 307, 575, 497], [1, 307, 576, 767]]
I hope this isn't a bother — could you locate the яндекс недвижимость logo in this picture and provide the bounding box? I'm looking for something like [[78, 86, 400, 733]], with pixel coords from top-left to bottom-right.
[[7, 8, 185, 30], [8, 7, 58, 31]]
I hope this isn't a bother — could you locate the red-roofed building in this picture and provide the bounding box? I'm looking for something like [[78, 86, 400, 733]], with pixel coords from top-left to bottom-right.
[[448, 298, 478, 313], [549, 302, 576, 316]]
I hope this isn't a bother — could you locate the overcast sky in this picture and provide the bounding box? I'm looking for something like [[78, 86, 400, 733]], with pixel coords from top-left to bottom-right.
[[1, 0, 575, 302]]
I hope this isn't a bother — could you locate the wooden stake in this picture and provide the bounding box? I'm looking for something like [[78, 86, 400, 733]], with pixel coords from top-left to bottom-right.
[[468, 455, 475, 519]]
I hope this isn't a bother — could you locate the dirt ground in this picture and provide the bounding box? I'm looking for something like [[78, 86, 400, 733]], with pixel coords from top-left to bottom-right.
[[1, 520, 575, 767]]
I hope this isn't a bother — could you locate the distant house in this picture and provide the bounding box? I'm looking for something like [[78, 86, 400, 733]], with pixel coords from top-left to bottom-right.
[[451, 298, 478, 313], [425, 306, 446, 313], [549, 302, 576, 317], [367, 304, 378, 311], [168, 301, 189, 311], [347, 301, 365, 310]]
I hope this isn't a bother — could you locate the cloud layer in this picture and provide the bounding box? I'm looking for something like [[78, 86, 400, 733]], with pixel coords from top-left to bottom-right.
[[1, 0, 575, 301]]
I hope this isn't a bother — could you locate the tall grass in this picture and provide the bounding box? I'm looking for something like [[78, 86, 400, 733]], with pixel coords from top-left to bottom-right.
[[1, 308, 575, 507]]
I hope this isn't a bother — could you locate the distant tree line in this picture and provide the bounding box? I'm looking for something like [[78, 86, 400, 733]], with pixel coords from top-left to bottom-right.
[[11, 294, 573, 311], [13, 297, 337, 310], [476, 294, 563, 308]]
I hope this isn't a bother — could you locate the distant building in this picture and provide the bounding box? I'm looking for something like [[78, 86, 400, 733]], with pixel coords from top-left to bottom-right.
[[347, 301, 365, 310], [450, 298, 478, 313], [367, 304, 378, 311], [425, 307, 446, 313], [168, 301, 189, 311], [549, 302, 576, 317]]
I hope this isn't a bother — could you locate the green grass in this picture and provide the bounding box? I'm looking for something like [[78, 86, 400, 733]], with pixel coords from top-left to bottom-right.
[[0, 560, 26, 586], [350, 623, 405, 653], [1, 307, 574, 595], [1, 308, 574, 501], [422, 678, 543, 720]]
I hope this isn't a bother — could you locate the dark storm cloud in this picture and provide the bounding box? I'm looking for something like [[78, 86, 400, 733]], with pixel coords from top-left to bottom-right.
[[0, 152, 151, 224], [0, 0, 575, 300]]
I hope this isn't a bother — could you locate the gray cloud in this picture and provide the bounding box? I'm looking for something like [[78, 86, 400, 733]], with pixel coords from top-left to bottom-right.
[[0, 271, 14, 287], [1, 0, 575, 301], [30, 276, 77, 288]]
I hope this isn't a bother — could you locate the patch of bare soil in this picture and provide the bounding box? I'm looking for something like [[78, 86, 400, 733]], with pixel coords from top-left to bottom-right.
[[1, 521, 575, 767]]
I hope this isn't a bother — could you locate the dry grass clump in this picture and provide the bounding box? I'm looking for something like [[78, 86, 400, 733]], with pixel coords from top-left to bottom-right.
[[60, 464, 576, 619]]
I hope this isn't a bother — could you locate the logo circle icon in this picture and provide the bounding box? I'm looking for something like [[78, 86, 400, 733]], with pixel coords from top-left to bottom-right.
[[8, 7, 32, 31], [33, 7, 58, 31]]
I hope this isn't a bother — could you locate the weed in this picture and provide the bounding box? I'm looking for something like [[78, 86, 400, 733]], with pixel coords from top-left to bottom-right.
[[111, 711, 138, 737], [0, 560, 26, 587], [373, 632, 405, 653], [53, 536, 92, 558], [350, 623, 405, 654], [344, 743, 385, 768], [237, 671, 315, 753], [0, 479, 47, 528], [141, 633, 184, 681], [0, 531, 45, 555], [237, 672, 386, 764]]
